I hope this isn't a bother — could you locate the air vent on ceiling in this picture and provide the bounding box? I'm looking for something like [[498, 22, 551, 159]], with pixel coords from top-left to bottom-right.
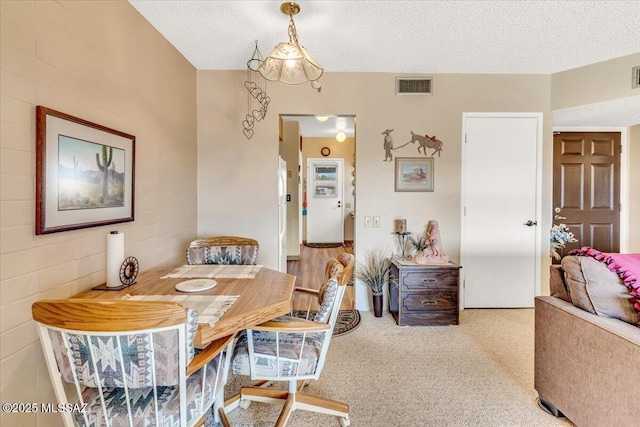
[[396, 77, 433, 95], [633, 66, 640, 89]]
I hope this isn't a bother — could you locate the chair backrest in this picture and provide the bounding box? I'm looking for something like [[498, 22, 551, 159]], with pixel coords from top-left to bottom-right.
[[337, 252, 355, 286], [32, 299, 216, 427], [240, 254, 354, 383], [317, 252, 355, 309], [186, 236, 259, 265]]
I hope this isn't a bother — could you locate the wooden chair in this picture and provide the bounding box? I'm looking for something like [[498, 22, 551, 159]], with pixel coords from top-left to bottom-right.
[[220, 253, 355, 427], [186, 236, 259, 265], [33, 299, 234, 427]]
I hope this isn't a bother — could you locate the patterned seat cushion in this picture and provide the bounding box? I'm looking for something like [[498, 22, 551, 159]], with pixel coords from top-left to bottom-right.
[[186, 245, 259, 265], [74, 354, 225, 427], [49, 309, 198, 388], [231, 320, 325, 378], [319, 259, 343, 305], [337, 253, 355, 285], [314, 277, 339, 323]]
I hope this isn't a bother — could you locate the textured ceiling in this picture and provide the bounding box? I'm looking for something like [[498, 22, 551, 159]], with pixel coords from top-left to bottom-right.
[[552, 95, 640, 127], [129, 0, 640, 74], [129, 0, 640, 129]]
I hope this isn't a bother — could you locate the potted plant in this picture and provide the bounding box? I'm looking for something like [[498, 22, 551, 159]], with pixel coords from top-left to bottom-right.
[[409, 231, 431, 264], [356, 249, 392, 317]]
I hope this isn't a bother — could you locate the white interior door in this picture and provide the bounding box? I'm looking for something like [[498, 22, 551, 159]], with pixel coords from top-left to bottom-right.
[[307, 159, 344, 244], [462, 113, 542, 308]]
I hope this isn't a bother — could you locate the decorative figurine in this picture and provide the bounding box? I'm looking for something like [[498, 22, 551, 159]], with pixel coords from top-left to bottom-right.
[[382, 129, 394, 161], [410, 131, 444, 157], [425, 220, 449, 263]]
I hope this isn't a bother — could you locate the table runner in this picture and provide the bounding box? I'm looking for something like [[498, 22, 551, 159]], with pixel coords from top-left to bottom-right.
[[122, 294, 239, 327], [160, 264, 263, 280]]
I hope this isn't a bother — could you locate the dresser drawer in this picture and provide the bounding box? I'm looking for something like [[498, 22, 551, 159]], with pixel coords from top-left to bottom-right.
[[389, 260, 462, 326], [398, 311, 459, 326], [401, 270, 458, 290], [402, 292, 457, 312]]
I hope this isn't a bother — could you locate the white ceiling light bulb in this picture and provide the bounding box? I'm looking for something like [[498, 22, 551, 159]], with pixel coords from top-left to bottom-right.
[[336, 131, 346, 142]]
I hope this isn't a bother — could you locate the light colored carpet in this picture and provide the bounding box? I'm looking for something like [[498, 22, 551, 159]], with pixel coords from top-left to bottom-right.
[[224, 309, 574, 426]]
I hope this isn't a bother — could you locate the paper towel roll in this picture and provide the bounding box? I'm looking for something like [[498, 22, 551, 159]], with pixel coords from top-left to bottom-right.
[[106, 231, 125, 288]]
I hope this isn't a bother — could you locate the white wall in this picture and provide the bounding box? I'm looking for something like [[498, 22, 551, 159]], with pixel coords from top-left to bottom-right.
[[197, 71, 552, 310], [281, 121, 301, 257], [551, 53, 640, 110], [628, 124, 640, 253], [0, 2, 197, 426]]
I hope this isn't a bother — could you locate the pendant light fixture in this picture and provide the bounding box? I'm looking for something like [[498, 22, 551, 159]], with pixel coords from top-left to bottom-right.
[[258, 2, 323, 85]]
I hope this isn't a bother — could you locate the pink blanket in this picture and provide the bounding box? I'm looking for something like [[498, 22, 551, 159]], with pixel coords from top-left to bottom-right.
[[569, 246, 640, 325]]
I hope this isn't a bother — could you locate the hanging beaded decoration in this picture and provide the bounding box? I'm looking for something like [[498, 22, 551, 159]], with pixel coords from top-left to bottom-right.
[[242, 41, 270, 140]]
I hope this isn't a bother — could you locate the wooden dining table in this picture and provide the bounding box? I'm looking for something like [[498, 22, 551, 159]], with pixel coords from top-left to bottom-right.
[[73, 264, 296, 347]]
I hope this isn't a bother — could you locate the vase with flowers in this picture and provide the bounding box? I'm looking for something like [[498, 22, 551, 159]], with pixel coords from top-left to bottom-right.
[[550, 223, 577, 260], [409, 231, 432, 264]]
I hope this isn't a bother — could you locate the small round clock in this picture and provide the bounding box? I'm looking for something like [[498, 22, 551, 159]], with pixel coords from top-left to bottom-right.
[[119, 256, 139, 286], [321, 147, 331, 157]]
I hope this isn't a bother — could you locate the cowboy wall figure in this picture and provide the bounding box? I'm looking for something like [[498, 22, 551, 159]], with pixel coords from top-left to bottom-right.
[[382, 129, 394, 161]]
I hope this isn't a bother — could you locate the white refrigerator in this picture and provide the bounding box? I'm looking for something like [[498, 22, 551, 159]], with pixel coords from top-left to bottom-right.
[[277, 156, 287, 272]]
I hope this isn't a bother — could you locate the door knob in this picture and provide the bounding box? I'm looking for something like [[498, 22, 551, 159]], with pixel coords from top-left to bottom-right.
[[524, 220, 537, 227], [554, 214, 566, 220]]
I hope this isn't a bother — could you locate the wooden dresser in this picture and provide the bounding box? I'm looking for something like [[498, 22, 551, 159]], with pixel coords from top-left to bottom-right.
[[388, 259, 462, 326]]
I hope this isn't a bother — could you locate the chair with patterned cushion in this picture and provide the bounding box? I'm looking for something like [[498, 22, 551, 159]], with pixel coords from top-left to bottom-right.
[[293, 252, 355, 319], [220, 253, 355, 427], [32, 299, 234, 427], [186, 236, 259, 265]]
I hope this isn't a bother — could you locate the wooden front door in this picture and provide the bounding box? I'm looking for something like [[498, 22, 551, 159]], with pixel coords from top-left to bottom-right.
[[552, 132, 621, 258]]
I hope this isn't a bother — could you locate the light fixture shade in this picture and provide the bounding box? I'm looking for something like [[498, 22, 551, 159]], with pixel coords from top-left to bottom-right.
[[258, 42, 323, 84]]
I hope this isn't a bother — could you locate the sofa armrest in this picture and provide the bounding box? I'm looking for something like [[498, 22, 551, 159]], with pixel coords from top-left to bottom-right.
[[535, 296, 640, 427]]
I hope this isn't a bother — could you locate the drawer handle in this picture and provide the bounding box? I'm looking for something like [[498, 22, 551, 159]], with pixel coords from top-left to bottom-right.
[[421, 300, 438, 306], [422, 278, 437, 284]]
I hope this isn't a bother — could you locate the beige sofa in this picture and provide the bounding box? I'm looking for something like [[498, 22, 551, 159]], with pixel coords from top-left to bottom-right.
[[534, 256, 640, 427]]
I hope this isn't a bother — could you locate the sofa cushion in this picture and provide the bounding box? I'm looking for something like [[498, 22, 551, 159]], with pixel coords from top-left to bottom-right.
[[550, 265, 571, 302], [561, 256, 637, 325]]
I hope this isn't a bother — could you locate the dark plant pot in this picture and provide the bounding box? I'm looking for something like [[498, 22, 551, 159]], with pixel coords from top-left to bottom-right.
[[372, 294, 383, 317]]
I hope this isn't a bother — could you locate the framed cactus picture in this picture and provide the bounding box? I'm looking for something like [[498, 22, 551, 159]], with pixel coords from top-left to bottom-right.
[[36, 106, 135, 234]]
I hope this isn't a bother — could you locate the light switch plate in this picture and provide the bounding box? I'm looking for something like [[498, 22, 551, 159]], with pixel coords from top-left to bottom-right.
[[364, 216, 372, 228], [373, 216, 380, 228]]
